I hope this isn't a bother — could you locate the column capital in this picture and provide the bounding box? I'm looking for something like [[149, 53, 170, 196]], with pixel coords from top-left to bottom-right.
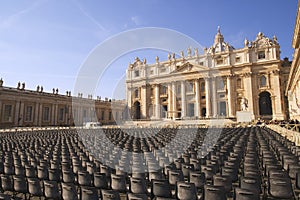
[[225, 74, 235, 78]]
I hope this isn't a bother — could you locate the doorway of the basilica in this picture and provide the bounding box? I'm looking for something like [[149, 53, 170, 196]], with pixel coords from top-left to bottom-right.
[[259, 91, 273, 118], [133, 101, 141, 119]]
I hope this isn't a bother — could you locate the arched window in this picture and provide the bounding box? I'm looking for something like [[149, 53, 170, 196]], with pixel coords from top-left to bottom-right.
[[260, 75, 267, 87], [237, 78, 242, 89]]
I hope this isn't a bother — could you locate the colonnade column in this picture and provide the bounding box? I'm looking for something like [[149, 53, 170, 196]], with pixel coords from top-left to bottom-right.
[[38, 104, 43, 126], [14, 101, 20, 126], [155, 84, 160, 119], [227, 75, 234, 117], [205, 78, 212, 118], [34, 103, 39, 126], [181, 81, 186, 118], [212, 77, 218, 117], [172, 82, 177, 119]]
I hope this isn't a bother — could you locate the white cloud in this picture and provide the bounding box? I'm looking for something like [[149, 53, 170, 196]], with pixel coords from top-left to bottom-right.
[[131, 16, 141, 26]]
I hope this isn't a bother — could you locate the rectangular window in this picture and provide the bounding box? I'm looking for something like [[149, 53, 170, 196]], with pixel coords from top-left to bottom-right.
[[150, 70, 154, 75], [43, 107, 50, 122], [216, 59, 223, 65], [235, 57, 241, 63], [258, 51, 265, 59], [134, 89, 139, 98], [134, 70, 139, 77], [25, 106, 33, 122], [186, 81, 194, 93], [160, 68, 166, 73], [201, 95, 206, 99], [199, 62, 204, 66], [59, 108, 64, 121], [177, 85, 181, 94], [219, 94, 225, 98], [3, 105, 13, 122], [109, 112, 112, 120], [101, 111, 105, 120]]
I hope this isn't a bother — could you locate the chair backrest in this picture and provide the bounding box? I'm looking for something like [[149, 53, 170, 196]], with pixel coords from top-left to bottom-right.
[[111, 174, 126, 192], [78, 170, 91, 186], [27, 177, 42, 196], [43, 180, 60, 199], [0, 174, 13, 191], [102, 189, 121, 200], [168, 170, 184, 185], [130, 177, 146, 194], [151, 179, 171, 198], [61, 182, 78, 200], [268, 178, 293, 199], [81, 186, 98, 200], [204, 184, 226, 200], [176, 182, 197, 200], [94, 172, 108, 189], [189, 171, 206, 189], [234, 187, 260, 200], [240, 176, 261, 194], [127, 193, 148, 200], [213, 174, 232, 193]]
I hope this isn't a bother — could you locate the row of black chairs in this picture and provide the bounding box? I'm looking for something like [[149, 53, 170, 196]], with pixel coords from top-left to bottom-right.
[[0, 126, 299, 199]]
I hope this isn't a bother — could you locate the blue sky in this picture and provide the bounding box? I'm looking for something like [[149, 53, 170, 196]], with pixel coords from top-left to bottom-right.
[[0, 0, 297, 99]]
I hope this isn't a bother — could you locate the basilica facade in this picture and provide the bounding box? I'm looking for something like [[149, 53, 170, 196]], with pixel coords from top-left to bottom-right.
[[126, 28, 290, 121]]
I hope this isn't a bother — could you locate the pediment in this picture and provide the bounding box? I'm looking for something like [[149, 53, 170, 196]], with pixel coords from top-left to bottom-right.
[[171, 62, 209, 74]]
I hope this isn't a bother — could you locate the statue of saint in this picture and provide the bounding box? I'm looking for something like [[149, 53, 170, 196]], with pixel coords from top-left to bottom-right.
[[172, 53, 175, 60], [273, 35, 278, 44], [17, 82, 21, 89], [155, 56, 159, 63], [168, 53, 171, 61], [194, 48, 198, 57], [143, 58, 147, 65], [240, 97, 248, 111], [187, 47, 191, 57], [244, 38, 249, 48], [180, 51, 184, 58]]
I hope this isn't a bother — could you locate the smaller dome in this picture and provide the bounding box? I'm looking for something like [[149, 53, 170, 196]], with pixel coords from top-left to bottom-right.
[[207, 26, 234, 53]]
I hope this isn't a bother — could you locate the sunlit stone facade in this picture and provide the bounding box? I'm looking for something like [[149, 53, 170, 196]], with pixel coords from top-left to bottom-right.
[[286, 1, 300, 120], [126, 28, 290, 121], [0, 82, 125, 128]]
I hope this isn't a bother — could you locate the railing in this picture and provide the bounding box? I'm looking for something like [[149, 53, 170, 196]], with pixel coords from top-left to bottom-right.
[[267, 124, 300, 146], [278, 123, 300, 133]]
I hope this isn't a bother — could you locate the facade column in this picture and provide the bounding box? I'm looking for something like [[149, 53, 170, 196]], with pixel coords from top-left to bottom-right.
[[271, 71, 284, 120], [172, 82, 177, 119], [141, 85, 147, 119], [38, 104, 43, 126], [227, 75, 234, 117], [195, 79, 200, 118], [14, 101, 20, 126], [34, 103, 39, 126], [212, 77, 218, 117], [167, 83, 172, 119], [127, 86, 132, 116], [205, 78, 212, 118], [19, 102, 24, 126], [181, 81, 186, 118], [244, 73, 255, 119], [54, 104, 58, 125], [155, 84, 160, 119]]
